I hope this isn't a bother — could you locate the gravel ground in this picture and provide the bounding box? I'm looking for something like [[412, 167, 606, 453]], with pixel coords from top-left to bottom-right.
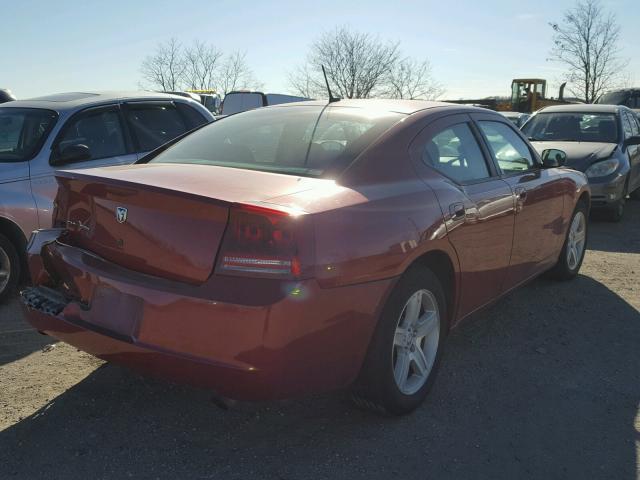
[[0, 203, 639, 480]]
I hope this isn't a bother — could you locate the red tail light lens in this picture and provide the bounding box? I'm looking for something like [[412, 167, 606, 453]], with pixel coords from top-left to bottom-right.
[[216, 204, 307, 279]]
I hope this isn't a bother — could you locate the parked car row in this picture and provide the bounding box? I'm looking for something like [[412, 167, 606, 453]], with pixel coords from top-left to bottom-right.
[[17, 97, 592, 415], [165, 89, 311, 117]]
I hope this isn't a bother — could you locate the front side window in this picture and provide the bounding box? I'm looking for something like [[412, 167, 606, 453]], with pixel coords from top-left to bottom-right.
[[147, 106, 403, 178], [126, 104, 188, 152], [0, 108, 57, 162], [623, 111, 639, 137], [56, 108, 126, 161], [621, 112, 634, 139], [522, 112, 619, 143], [422, 123, 490, 183], [479, 121, 535, 173]]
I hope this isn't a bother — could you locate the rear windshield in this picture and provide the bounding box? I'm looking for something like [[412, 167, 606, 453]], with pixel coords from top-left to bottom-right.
[[522, 112, 619, 143], [0, 108, 58, 162], [148, 106, 404, 177]]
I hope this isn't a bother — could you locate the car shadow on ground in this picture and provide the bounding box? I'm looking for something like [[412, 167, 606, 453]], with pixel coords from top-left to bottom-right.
[[0, 298, 52, 367], [588, 199, 640, 254], [0, 274, 638, 479]]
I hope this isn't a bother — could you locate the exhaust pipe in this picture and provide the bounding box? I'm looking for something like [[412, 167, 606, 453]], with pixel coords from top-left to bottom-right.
[[559, 82, 567, 101]]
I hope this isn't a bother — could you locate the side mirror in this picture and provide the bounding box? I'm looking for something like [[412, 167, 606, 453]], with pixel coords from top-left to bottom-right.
[[52, 144, 91, 166], [624, 136, 640, 147], [541, 148, 567, 168]]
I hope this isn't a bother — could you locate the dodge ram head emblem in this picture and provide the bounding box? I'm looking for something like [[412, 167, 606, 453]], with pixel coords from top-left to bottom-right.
[[116, 207, 128, 224]]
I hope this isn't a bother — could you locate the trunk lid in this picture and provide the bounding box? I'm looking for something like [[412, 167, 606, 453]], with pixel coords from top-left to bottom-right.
[[53, 163, 323, 284]]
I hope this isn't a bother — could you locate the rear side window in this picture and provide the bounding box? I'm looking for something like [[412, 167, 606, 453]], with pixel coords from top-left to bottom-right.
[[147, 106, 403, 177], [125, 104, 188, 152], [56, 108, 126, 161], [0, 108, 57, 162], [479, 121, 535, 173], [423, 123, 490, 183], [176, 102, 209, 129]]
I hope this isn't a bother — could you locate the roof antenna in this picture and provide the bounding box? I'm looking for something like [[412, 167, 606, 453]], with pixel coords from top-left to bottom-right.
[[322, 66, 340, 103]]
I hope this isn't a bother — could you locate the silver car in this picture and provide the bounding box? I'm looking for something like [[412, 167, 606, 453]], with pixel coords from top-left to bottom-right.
[[0, 91, 213, 301]]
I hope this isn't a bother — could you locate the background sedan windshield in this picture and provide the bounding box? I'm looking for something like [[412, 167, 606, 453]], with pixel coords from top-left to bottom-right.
[[0, 108, 57, 162], [523, 112, 619, 143], [148, 106, 403, 177]]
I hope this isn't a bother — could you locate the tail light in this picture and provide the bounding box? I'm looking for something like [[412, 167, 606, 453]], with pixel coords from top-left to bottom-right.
[[216, 204, 311, 279]]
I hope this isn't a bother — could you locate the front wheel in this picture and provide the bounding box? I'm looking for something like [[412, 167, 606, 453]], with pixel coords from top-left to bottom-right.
[[0, 234, 20, 304], [547, 204, 588, 280], [351, 268, 447, 415]]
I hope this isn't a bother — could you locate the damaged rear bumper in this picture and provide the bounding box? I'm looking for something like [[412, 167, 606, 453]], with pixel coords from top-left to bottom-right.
[[21, 229, 392, 400]]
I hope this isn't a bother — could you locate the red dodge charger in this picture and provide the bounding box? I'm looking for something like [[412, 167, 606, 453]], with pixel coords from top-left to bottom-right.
[[22, 100, 589, 414]]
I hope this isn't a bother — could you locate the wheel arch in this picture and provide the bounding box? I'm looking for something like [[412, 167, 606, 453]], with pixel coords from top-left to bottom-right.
[[577, 190, 590, 210], [404, 249, 457, 331], [0, 216, 29, 280]]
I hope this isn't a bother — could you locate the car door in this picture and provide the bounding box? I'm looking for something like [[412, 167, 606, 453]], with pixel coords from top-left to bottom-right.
[[410, 113, 515, 319], [29, 104, 137, 228], [473, 113, 566, 286], [122, 101, 195, 159], [622, 110, 640, 192]]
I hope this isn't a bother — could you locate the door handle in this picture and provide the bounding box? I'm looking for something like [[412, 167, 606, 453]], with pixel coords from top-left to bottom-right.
[[449, 203, 465, 219]]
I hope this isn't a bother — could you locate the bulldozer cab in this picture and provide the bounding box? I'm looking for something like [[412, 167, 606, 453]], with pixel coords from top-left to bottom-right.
[[510, 79, 547, 113]]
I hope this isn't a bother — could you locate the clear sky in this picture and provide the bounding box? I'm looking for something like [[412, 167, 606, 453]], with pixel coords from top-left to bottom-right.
[[1, 0, 638, 100]]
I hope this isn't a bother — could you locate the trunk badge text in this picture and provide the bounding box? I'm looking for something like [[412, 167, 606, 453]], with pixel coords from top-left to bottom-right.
[[116, 207, 128, 224]]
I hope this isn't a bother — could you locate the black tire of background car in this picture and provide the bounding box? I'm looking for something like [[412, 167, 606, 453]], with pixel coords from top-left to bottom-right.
[[606, 198, 625, 222], [351, 267, 447, 416], [0, 233, 20, 304], [547, 201, 589, 280]]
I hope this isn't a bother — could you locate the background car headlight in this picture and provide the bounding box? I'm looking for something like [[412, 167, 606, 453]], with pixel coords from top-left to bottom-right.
[[585, 158, 619, 178]]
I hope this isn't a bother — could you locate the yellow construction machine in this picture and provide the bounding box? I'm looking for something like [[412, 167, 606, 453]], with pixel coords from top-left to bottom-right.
[[445, 78, 570, 113]]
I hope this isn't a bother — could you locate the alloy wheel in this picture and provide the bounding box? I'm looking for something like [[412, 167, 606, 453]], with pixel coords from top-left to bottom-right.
[[567, 211, 586, 271], [392, 289, 440, 395]]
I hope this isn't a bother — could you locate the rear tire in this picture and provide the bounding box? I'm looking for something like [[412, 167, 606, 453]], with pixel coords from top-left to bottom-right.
[[0, 234, 20, 304], [351, 267, 447, 415], [547, 202, 588, 280]]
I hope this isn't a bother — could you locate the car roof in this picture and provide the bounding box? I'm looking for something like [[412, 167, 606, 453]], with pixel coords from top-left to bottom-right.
[[268, 98, 473, 115], [0, 91, 193, 112], [500, 111, 528, 118], [537, 103, 623, 114]]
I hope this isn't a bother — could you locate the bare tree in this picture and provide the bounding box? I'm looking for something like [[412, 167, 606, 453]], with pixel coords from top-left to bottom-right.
[[216, 51, 260, 94], [549, 0, 625, 103], [288, 64, 322, 98], [384, 58, 444, 100], [183, 40, 223, 90], [296, 26, 400, 99], [140, 38, 186, 91]]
